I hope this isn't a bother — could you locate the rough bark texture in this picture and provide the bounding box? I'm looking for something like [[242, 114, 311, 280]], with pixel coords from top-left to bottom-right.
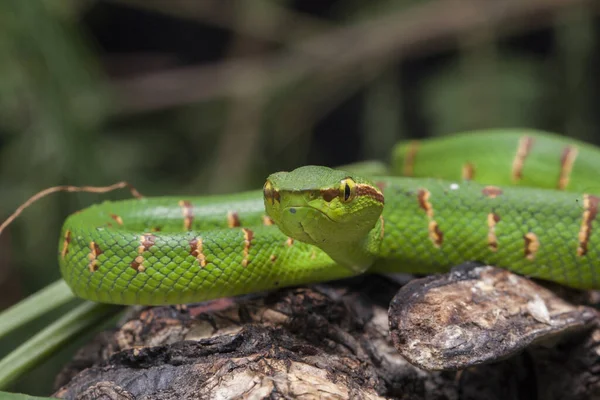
[[389, 263, 598, 370], [53, 268, 600, 400]]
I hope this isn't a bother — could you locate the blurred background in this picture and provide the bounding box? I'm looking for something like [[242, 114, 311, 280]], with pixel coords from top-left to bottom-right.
[[0, 0, 598, 395]]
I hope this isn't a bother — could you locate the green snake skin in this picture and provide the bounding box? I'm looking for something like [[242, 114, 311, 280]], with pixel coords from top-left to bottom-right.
[[59, 129, 600, 305]]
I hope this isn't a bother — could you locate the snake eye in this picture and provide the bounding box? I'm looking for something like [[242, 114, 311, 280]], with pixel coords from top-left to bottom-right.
[[339, 178, 356, 203]]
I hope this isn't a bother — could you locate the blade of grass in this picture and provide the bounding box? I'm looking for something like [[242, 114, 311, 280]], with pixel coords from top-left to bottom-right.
[[0, 301, 121, 389], [0, 391, 55, 400], [0, 280, 76, 340]]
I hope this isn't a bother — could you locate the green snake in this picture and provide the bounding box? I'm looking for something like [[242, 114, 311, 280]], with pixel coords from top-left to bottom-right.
[[58, 130, 600, 305]]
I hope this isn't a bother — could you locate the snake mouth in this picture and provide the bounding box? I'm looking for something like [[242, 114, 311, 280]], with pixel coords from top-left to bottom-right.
[[280, 205, 334, 243], [298, 221, 317, 242], [283, 205, 336, 222]]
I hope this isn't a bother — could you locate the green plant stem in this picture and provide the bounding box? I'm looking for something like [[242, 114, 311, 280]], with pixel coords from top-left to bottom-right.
[[0, 280, 76, 340], [0, 301, 121, 389], [0, 391, 55, 400]]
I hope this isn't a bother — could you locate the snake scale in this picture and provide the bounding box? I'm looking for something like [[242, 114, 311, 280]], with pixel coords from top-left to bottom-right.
[[58, 130, 600, 305]]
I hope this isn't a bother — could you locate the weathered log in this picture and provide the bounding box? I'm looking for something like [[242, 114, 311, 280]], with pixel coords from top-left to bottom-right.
[[53, 265, 600, 400]]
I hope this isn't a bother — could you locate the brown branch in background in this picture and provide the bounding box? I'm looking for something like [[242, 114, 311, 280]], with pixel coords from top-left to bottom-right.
[[457, 3, 501, 128], [112, 0, 593, 115], [205, 1, 270, 193], [270, 59, 388, 154], [0, 183, 143, 236]]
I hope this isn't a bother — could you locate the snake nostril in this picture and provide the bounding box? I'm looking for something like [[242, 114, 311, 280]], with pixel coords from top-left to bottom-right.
[[290, 208, 296, 214]]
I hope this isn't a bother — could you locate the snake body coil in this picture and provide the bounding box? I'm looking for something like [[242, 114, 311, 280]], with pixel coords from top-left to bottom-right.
[[59, 130, 600, 305]]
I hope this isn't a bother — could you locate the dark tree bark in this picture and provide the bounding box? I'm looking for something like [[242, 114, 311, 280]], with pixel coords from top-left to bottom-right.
[[53, 266, 600, 400]]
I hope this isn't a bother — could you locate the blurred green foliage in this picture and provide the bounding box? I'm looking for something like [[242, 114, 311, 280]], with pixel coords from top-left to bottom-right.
[[0, 0, 597, 396]]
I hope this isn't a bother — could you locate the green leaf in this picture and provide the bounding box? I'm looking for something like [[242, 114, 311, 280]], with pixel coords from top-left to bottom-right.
[[0, 301, 121, 389], [0, 280, 76, 340], [0, 391, 56, 400]]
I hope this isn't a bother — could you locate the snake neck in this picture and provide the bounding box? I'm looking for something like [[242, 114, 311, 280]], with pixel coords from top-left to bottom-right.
[[319, 216, 383, 274]]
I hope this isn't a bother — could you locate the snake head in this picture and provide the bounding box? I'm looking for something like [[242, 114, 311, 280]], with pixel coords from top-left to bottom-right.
[[264, 166, 384, 247]]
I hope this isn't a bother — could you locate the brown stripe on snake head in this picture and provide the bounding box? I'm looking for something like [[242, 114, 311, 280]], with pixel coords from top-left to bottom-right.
[[110, 214, 124, 225], [403, 140, 420, 176], [130, 255, 145, 272], [262, 215, 274, 226], [487, 212, 501, 251], [321, 188, 338, 203], [511, 136, 534, 182], [577, 194, 600, 257], [227, 211, 241, 228], [321, 185, 384, 204], [462, 162, 475, 180], [482, 186, 503, 199], [242, 228, 254, 267], [178, 200, 194, 230], [524, 232, 540, 261], [558, 146, 578, 190], [61, 230, 71, 258], [88, 241, 103, 272], [357, 184, 385, 204], [189, 237, 207, 267], [138, 233, 157, 254]]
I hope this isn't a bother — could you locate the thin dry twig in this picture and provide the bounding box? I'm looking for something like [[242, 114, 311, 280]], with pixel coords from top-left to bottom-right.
[[0, 183, 143, 235]]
